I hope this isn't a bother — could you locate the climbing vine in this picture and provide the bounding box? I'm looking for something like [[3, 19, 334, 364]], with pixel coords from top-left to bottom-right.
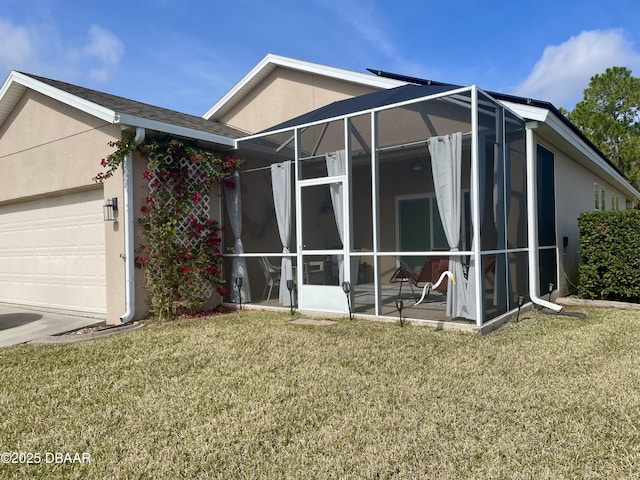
[[97, 136, 242, 320], [94, 137, 137, 183]]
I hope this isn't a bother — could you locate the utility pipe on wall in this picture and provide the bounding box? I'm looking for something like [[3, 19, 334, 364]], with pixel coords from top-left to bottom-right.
[[525, 123, 563, 312], [120, 127, 145, 323]]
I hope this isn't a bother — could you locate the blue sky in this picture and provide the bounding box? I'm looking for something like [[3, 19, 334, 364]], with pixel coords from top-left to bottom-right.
[[1, 0, 639, 116]]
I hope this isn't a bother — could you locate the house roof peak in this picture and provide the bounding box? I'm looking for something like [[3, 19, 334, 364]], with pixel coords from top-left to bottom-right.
[[0, 71, 242, 146], [202, 53, 406, 121]]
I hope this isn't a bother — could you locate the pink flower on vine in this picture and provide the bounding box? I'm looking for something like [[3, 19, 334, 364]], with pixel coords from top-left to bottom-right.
[[192, 192, 202, 203], [142, 170, 153, 180], [224, 156, 237, 169], [224, 179, 236, 189], [136, 256, 149, 268], [140, 205, 149, 214], [206, 265, 220, 275], [180, 266, 191, 275]]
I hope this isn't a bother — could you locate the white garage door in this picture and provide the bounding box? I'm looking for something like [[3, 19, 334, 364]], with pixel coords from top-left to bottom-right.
[[0, 189, 106, 316]]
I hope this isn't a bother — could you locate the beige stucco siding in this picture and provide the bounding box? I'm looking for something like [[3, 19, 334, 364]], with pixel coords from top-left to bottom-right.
[[0, 88, 127, 324], [541, 136, 630, 296], [130, 148, 223, 320], [103, 164, 126, 324], [0, 89, 121, 202], [219, 67, 381, 134]]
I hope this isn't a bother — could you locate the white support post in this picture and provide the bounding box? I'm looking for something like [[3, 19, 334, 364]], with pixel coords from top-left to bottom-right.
[[471, 87, 483, 326], [371, 111, 381, 316]]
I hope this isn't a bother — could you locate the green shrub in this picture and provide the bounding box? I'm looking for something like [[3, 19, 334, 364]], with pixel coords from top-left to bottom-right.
[[578, 210, 640, 301]]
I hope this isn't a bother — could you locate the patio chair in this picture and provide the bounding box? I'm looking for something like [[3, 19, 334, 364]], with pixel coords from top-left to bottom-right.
[[390, 257, 450, 301], [258, 257, 281, 300]]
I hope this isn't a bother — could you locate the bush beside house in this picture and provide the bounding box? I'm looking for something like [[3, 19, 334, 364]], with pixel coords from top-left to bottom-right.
[[578, 210, 640, 302]]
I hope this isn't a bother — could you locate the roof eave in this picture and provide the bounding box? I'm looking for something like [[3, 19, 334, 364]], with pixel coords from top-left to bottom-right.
[[505, 100, 639, 200], [115, 113, 237, 148], [0, 71, 116, 126], [544, 111, 640, 200]]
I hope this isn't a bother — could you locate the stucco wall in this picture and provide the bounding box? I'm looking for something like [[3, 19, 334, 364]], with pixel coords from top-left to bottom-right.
[[131, 146, 224, 320], [104, 165, 126, 324], [219, 67, 381, 134], [541, 136, 630, 297], [0, 89, 120, 202], [0, 88, 127, 324]]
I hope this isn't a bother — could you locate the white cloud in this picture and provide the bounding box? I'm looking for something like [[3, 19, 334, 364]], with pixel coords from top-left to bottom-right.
[[0, 20, 34, 70], [0, 18, 124, 84], [325, 2, 396, 59], [83, 25, 125, 82], [315, 0, 404, 62], [514, 29, 640, 109], [314, 0, 438, 81]]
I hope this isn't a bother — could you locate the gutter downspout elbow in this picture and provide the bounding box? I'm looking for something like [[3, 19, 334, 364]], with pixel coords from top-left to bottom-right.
[[120, 127, 145, 324], [525, 124, 562, 312]]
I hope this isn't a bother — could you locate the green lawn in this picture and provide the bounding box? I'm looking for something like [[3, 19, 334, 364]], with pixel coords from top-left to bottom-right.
[[1, 307, 640, 479]]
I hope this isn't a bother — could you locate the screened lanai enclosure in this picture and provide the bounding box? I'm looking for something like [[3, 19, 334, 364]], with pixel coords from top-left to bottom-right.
[[221, 84, 550, 327]]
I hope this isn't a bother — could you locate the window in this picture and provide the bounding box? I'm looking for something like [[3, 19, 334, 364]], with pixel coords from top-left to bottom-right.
[[537, 145, 557, 295], [594, 183, 605, 210], [396, 195, 448, 270], [611, 193, 620, 210], [537, 145, 556, 247]]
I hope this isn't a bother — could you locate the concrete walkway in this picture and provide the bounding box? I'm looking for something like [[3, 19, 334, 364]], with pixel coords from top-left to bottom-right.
[[0, 303, 104, 348], [556, 297, 640, 311]]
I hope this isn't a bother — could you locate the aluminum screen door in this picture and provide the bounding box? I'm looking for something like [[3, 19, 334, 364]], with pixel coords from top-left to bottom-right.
[[297, 176, 349, 313]]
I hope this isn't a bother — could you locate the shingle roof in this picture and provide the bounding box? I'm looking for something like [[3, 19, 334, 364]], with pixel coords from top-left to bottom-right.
[[262, 83, 460, 132], [20, 72, 246, 140]]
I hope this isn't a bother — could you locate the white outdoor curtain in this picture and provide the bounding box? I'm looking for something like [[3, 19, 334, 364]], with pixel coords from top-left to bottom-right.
[[224, 170, 251, 303], [325, 150, 346, 281], [462, 135, 488, 322], [271, 161, 293, 306], [428, 132, 474, 319]]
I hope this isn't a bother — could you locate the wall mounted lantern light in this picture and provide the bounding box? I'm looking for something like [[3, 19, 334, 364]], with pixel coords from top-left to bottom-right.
[[103, 197, 118, 221]]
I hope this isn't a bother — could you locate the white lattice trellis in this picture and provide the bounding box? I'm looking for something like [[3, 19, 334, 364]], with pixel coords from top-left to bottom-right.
[[147, 153, 213, 299]]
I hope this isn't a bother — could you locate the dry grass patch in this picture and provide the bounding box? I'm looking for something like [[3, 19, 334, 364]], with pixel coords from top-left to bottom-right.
[[1, 308, 640, 478]]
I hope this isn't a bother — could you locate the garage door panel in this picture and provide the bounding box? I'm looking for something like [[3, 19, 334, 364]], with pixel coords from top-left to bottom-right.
[[0, 189, 106, 315], [65, 256, 80, 276]]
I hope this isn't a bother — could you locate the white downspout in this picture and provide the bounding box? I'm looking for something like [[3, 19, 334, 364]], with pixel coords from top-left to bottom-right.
[[120, 127, 145, 323], [525, 123, 562, 312]]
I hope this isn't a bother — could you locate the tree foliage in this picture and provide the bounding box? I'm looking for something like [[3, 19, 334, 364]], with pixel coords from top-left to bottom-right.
[[568, 67, 640, 187]]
